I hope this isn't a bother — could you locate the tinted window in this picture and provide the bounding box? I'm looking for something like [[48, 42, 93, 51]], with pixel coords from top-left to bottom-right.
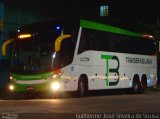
[[78, 28, 155, 55]]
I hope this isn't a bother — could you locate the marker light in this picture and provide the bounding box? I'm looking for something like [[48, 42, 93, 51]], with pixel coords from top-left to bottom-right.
[[56, 26, 60, 30], [9, 85, 14, 91], [18, 34, 31, 39], [143, 34, 153, 39], [10, 76, 13, 80], [51, 82, 60, 91]]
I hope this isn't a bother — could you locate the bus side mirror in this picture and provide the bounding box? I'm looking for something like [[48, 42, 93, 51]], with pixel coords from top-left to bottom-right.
[[55, 34, 71, 52], [2, 39, 14, 56]]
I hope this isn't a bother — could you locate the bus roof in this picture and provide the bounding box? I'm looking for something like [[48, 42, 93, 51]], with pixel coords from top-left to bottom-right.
[[18, 19, 79, 33], [80, 19, 143, 38], [17, 19, 152, 39]]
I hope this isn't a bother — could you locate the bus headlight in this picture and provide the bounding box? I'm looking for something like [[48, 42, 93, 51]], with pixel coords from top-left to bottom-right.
[[51, 82, 60, 91], [9, 85, 14, 91]]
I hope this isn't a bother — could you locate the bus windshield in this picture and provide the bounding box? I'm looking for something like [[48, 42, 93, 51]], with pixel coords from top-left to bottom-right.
[[11, 26, 78, 74]]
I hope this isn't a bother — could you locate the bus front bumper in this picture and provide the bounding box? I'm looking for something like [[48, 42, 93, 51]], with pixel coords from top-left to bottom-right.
[[8, 81, 61, 93]]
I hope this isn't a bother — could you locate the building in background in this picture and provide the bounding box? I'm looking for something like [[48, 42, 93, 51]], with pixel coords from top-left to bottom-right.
[[100, 5, 109, 17]]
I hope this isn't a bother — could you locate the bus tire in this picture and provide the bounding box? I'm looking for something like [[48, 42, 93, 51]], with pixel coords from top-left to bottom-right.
[[139, 76, 147, 93], [132, 76, 140, 94], [78, 76, 88, 97]]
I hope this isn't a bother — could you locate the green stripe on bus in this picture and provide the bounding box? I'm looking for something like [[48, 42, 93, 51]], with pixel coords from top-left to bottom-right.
[[101, 55, 113, 86], [80, 19, 142, 38], [11, 71, 54, 80]]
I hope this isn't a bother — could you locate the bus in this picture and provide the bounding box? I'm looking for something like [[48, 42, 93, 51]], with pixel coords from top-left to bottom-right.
[[2, 19, 157, 97]]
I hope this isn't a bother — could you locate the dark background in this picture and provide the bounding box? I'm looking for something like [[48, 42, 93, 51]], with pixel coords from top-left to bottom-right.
[[3, 0, 160, 33]]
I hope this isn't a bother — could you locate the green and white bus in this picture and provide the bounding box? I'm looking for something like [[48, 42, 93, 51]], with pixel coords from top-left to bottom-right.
[[2, 19, 157, 97]]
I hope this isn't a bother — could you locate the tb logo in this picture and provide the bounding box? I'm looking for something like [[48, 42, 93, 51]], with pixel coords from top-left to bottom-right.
[[101, 55, 120, 86]]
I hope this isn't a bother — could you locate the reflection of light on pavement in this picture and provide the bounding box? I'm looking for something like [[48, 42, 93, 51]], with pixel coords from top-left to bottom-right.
[[50, 99, 62, 103], [26, 99, 63, 104]]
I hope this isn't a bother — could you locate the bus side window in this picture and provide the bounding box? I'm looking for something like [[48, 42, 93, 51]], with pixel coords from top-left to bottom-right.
[[78, 29, 100, 53], [118, 35, 130, 53]]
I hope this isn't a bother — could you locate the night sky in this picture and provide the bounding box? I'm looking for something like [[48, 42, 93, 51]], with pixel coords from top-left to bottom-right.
[[4, 0, 160, 19], [107, 0, 160, 23], [4, 0, 160, 33]]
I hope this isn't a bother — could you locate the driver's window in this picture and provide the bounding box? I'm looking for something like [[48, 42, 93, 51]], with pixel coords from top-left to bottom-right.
[[59, 38, 75, 67]]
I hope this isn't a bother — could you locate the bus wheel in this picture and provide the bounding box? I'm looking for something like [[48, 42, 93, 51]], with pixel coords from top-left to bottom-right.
[[132, 79, 140, 94], [78, 80, 85, 97], [78, 77, 88, 97], [139, 79, 147, 93]]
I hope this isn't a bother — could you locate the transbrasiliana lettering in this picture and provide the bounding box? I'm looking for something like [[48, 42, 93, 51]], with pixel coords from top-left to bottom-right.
[[126, 57, 152, 64]]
